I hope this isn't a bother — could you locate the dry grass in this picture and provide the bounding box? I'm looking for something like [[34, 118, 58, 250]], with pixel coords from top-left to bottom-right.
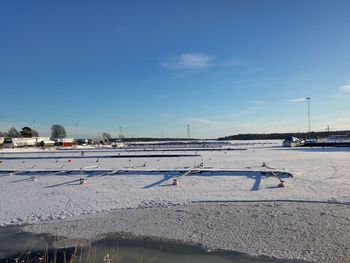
[[6, 241, 129, 263]]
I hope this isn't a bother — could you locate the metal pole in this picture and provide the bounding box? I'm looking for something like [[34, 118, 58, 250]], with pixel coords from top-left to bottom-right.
[[119, 126, 123, 139], [306, 97, 311, 136], [187, 124, 191, 139], [75, 122, 78, 139]]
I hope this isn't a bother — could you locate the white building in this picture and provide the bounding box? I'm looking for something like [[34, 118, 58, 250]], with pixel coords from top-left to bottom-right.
[[2, 137, 54, 148]]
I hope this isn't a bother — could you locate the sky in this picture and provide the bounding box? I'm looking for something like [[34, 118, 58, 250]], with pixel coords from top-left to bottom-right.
[[0, 0, 350, 139]]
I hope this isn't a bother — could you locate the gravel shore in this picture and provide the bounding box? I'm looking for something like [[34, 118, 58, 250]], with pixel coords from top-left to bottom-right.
[[24, 201, 350, 263]]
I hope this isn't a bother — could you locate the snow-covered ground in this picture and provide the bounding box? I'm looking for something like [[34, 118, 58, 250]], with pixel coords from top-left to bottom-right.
[[0, 140, 349, 226]]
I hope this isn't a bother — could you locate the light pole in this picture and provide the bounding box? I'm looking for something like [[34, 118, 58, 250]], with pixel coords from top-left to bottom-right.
[[75, 122, 78, 139], [118, 126, 124, 140], [306, 97, 311, 137], [187, 124, 191, 139]]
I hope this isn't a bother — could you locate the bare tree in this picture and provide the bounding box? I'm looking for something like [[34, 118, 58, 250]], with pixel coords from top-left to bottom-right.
[[32, 130, 39, 137], [102, 132, 112, 139], [51, 124, 66, 139], [8, 127, 20, 138]]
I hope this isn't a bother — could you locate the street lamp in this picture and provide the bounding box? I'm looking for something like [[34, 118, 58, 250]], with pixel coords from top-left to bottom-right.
[[306, 97, 311, 136], [75, 122, 78, 139]]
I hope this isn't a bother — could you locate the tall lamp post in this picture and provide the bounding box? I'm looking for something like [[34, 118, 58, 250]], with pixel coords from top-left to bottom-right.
[[75, 122, 78, 139], [306, 97, 311, 137]]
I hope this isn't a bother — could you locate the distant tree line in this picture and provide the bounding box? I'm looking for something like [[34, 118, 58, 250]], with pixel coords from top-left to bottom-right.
[[4, 125, 348, 142], [111, 137, 198, 142], [0, 127, 39, 138], [218, 130, 350, 140], [0, 124, 67, 139]]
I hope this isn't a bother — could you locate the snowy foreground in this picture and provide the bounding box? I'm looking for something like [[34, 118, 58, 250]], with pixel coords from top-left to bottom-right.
[[1, 141, 350, 262], [0, 140, 349, 226]]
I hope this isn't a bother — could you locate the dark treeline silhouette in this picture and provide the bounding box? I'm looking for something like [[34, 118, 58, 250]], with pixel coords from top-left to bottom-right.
[[110, 137, 198, 142], [218, 130, 350, 140]]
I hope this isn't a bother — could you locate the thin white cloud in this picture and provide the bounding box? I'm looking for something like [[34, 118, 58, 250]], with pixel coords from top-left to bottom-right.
[[338, 84, 350, 93], [161, 53, 214, 70], [286, 98, 308, 103], [333, 83, 350, 98]]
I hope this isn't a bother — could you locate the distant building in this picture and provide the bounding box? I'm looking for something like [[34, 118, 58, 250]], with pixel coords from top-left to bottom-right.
[[2, 137, 54, 148], [58, 138, 74, 147], [326, 135, 350, 143], [282, 136, 304, 147]]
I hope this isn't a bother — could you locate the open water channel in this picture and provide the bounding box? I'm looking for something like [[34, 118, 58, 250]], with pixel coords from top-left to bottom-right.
[[0, 225, 307, 263]]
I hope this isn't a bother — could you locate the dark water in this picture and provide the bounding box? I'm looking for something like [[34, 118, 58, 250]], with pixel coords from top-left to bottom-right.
[[0, 225, 306, 263]]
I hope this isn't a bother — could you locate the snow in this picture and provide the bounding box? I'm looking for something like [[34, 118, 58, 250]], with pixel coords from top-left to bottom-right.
[[0, 141, 349, 226]]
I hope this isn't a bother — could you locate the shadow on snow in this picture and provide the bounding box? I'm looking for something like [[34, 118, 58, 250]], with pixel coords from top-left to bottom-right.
[[1, 170, 291, 191]]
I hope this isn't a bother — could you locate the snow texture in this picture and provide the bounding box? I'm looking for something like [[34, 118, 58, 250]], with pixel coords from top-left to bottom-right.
[[0, 140, 349, 226]]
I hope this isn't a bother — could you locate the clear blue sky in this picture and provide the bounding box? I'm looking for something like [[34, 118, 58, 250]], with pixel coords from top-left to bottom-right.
[[1, 0, 350, 138]]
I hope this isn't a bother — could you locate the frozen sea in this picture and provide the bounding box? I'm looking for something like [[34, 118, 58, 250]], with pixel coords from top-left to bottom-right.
[[0, 140, 349, 226]]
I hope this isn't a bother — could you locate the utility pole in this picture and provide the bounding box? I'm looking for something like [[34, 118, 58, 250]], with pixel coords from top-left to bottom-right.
[[75, 122, 78, 139], [187, 124, 191, 139], [118, 126, 124, 140], [306, 97, 311, 137]]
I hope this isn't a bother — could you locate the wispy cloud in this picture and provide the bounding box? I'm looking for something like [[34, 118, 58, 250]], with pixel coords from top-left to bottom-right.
[[161, 53, 249, 75], [286, 97, 308, 103], [161, 53, 214, 70], [333, 83, 350, 98], [338, 84, 350, 93]]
